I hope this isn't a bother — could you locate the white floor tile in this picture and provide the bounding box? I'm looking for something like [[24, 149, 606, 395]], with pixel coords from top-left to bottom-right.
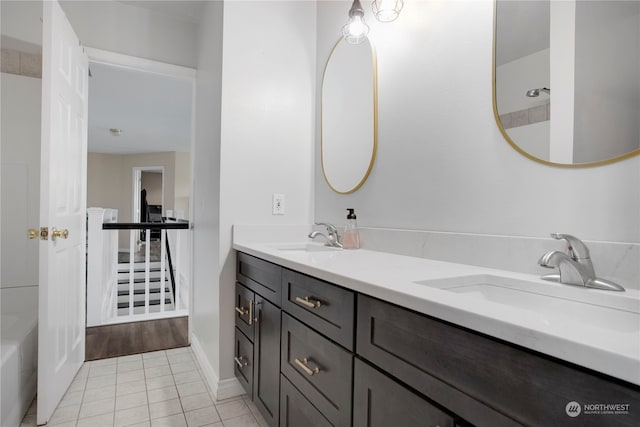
[[22, 346, 265, 427], [79, 397, 115, 419], [143, 357, 169, 368], [118, 369, 145, 384], [145, 365, 173, 379], [146, 374, 176, 390], [114, 404, 150, 427], [86, 373, 117, 390], [170, 360, 198, 374], [116, 390, 148, 411], [118, 354, 143, 364], [167, 352, 194, 365], [149, 398, 183, 420], [89, 363, 118, 377], [143, 350, 167, 360], [173, 370, 203, 385], [148, 385, 179, 404], [177, 380, 207, 398], [221, 414, 259, 427], [151, 413, 188, 427], [185, 406, 221, 427], [48, 404, 80, 425], [84, 384, 117, 403], [117, 379, 147, 396], [180, 392, 214, 412], [216, 400, 250, 421], [77, 412, 114, 427], [118, 360, 144, 373]]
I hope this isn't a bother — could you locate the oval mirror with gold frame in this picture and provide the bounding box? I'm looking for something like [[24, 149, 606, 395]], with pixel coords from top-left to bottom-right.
[[321, 38, 377, 193], [493, 0, 640, 167]]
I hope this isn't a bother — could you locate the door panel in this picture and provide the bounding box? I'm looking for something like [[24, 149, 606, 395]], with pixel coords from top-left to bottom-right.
[[37, 1, 88, 423]]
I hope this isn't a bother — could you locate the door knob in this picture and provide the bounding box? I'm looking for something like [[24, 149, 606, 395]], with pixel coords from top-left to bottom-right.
[[27, 227, 48, 240], [51, 228, 68, 240]]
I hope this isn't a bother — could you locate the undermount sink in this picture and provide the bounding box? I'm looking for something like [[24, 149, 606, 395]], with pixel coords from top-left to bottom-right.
[[413, 274, 639, 333], [270, 243, 342, 253]]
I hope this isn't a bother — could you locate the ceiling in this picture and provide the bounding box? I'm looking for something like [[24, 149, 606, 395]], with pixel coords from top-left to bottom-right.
[[88, 61, 193, 154]]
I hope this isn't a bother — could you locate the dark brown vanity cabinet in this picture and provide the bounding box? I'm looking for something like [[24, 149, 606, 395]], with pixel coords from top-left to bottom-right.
[[353, 358, 454, 427], [235, 254, 283, 427], [236, 252, 640, 427]]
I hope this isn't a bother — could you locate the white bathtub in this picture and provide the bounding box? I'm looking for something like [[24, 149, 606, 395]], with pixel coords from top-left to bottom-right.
[[1, 286, 38, 427]]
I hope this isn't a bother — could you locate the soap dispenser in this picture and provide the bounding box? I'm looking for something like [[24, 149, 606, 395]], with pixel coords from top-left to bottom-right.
[[342, 208, 360, 249]]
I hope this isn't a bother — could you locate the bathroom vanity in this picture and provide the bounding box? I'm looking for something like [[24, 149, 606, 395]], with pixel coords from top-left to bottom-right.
[[232, 240, 640, 427]]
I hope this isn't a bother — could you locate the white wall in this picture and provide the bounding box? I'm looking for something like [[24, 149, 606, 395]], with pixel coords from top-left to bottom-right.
[[0, 73, 41, 289], [200, 0, 315, 393], [1, 1, 42, 47], [191, 0, 224, 397], [315, 0, 639, 245], [60, 0, 198, 68]]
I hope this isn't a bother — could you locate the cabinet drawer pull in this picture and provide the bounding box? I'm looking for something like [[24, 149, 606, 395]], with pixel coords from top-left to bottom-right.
[[234, 356, 248, 368], [248, 300, 260, 325], [295, 296, 321, 309], [235, 306, 249, 316], [294, 357, 320, 376]]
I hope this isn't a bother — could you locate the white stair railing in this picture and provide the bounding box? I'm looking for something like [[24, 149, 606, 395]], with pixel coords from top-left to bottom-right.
[[87, 208, 119, 327], [86, 208, 190, 325]]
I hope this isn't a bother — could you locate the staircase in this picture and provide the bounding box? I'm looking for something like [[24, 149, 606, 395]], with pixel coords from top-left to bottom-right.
[[117, 260, 175, 316]]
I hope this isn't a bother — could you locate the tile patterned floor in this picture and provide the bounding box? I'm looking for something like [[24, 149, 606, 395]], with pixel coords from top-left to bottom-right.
[[20, 347, 268, 427]]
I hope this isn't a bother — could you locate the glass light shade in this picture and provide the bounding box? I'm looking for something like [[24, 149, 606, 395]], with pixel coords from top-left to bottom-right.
[[342, 14, 370, 44], [372, 0, 404, 22]]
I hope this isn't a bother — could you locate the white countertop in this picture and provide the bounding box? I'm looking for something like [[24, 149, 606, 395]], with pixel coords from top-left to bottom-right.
[[233, 230, 640, 386]]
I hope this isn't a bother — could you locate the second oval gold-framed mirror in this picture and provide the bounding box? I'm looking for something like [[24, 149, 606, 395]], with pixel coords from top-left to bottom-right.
[[493, 0, 640, 167], [321, 38, 377, 193]]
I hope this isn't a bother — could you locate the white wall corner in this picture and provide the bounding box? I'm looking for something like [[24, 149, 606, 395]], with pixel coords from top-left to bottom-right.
[[190, 333, 245, 401]]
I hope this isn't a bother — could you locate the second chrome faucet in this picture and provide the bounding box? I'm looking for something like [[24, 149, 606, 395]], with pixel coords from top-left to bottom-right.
[[538, 233, 624, 291]]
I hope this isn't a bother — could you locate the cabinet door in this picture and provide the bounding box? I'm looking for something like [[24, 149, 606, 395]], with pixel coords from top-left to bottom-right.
[[235, 283, 255, 340], [280, 375, 333, 427], [353, 358, 454, 427], [234, 328, 253, 396], [253, 294, 281, 427]]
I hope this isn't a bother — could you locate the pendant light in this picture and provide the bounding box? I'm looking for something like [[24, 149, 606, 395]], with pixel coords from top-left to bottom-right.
[[372, 0, 404, 23], [342, 0, 370, 45]]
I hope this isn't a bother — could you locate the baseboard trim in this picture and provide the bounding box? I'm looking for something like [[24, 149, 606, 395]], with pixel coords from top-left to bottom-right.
[[190, 333, 245, 401]]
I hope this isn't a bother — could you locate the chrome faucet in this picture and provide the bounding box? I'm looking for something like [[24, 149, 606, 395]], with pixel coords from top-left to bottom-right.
[[538, 233, 624, 291], [308, 222, 343, 248]]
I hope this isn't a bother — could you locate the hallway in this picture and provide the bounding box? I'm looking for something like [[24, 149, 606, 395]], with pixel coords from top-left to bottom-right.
[[20, 347, 266, 427]]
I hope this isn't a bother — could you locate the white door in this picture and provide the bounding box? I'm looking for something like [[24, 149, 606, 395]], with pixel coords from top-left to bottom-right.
[[37, 1, 89, 424]]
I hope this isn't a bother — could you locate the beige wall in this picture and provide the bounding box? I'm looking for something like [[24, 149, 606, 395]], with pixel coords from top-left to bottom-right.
[[174, 151, 191, 219], [141, 171, 163, 206], [88, 151, 184, 248]]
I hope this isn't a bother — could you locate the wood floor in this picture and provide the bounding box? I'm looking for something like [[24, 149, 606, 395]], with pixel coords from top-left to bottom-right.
[[85, 316, 189, 361]]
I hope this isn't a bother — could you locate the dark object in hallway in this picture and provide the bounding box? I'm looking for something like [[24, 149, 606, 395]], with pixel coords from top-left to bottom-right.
[[85, 316, 188, 360]]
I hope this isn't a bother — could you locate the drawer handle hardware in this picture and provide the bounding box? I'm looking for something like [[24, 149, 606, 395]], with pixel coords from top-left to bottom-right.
[[249, 300, 260, 325], [295, 296, 321, 309], [294, 357, 320, 376], [235, 306, 249, 316], [234, 356, 248, 368]]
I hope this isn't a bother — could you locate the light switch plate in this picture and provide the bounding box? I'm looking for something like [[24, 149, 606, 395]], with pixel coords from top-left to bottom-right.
[[272, 193, 285, 215]]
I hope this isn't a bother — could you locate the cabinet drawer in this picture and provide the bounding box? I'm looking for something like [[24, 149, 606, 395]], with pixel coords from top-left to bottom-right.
[[280, 375, 333, 427], [237, 252, 282, 306], [353, 358, 454, 427], [357, 295, 640, 427], [281, 314, 352, 427], [234, 328, 253, 396], [282, 269, 354, 350], [235, 283, 254, 341]]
